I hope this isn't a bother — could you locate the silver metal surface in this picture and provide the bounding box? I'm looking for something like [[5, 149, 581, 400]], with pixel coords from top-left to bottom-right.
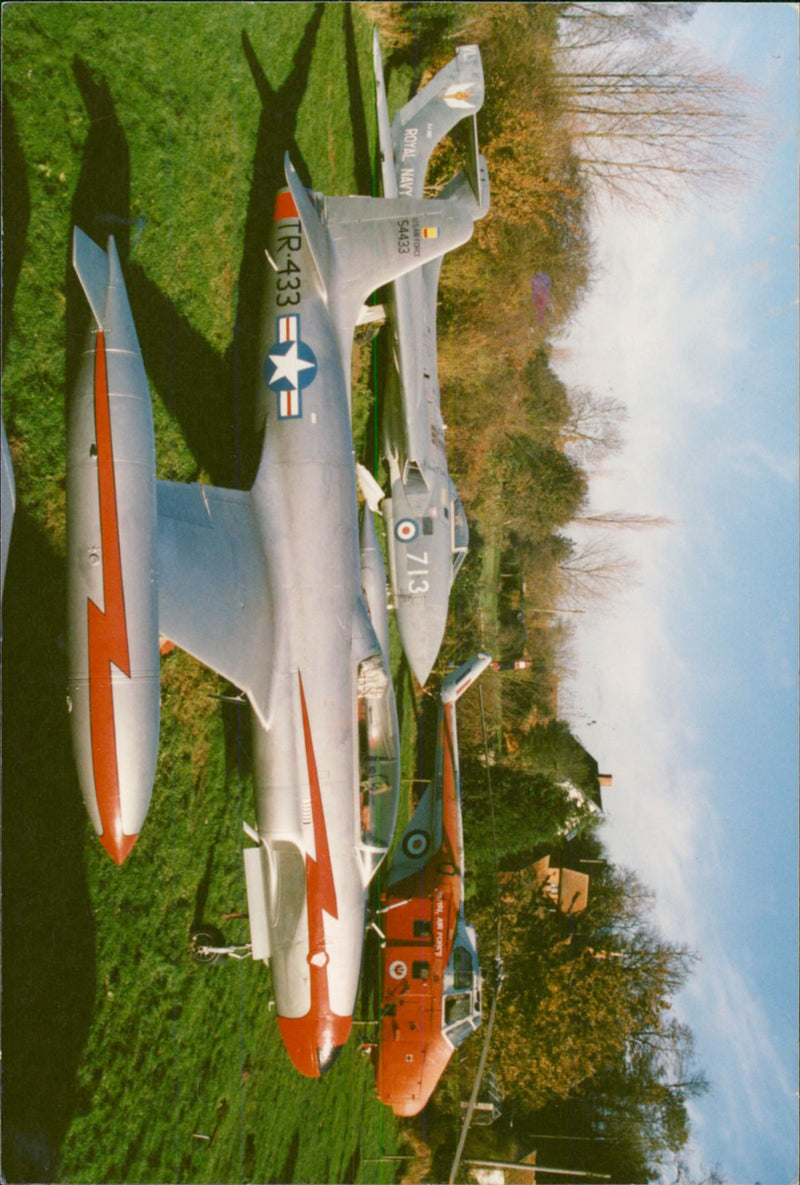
[[373, 33, 491, 685], [68, 151, 479, 1074]]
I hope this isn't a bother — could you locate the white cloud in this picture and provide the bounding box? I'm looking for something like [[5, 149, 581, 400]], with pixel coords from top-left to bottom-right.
[[564, 587, 799, 1181], [720, 438, 800, 484], [745, 257, 770, 283], [551, 9, 798, 1177], [680, 941, 800, 1180]]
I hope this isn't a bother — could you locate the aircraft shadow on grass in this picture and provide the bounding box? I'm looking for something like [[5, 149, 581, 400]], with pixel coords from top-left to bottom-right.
[[2, 88, 95, 1185], [4, 10, 341, 1178], [2, 92, 31, 369], [2, 509, 95, 1184]]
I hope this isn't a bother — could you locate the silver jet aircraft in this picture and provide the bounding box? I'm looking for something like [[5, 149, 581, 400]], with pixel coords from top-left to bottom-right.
[[66, 154, 477, 1076], [363, 32, 490, 686]]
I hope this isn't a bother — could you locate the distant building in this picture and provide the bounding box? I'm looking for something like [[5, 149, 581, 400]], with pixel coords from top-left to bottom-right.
[[557, 778, 604, 839], [498, 859, 591, 917], [533, 855, 590, 915]]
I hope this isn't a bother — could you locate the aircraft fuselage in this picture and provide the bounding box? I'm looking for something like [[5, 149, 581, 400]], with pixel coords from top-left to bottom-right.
[[246, 191, 391, 1076], [373, 655, 490, 1114], [373, 33, 488, 685]]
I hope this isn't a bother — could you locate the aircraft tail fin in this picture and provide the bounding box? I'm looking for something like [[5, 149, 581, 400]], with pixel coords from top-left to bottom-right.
[[437, 152, 491, 222], [326, 190, 475, 322], [372, 30, 488, 217], [385, 42, 485, 200], [283, 160, 331, 302], [441, 652, 492, 704], [283, 154, 475, 327], [72, 226, 110, 328]]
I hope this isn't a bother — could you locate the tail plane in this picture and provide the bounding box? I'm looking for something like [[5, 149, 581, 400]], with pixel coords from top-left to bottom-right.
[[282, 154, 476, 338], [442, 652, 493, 704]]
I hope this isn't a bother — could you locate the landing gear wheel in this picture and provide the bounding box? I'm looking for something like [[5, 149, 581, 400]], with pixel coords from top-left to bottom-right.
[[189, 925, 226, 965]]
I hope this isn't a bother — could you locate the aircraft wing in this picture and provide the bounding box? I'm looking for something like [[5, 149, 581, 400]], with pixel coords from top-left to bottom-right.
[[156, 481, 272, 722]]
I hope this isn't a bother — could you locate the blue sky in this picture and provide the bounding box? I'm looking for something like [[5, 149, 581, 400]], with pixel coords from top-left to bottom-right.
[[554, 5, 798, 1181]]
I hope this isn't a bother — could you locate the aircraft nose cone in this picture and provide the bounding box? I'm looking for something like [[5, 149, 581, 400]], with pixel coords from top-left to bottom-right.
[[98, 826, 139, 865], [396, 597, 446, 688], [278, 1013, 352, 1078], [316, 1042, 345, 1075]]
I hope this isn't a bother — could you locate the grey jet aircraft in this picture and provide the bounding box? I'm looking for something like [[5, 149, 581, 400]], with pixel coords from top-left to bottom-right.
[[363, 32, 490, 686], [66, 154, 478, 1076]]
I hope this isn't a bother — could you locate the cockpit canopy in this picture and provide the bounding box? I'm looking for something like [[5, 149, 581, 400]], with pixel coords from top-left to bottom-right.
[[450, 492, 469, 577], [356, 651, 400, 884], [441, 917, 482, 1049]]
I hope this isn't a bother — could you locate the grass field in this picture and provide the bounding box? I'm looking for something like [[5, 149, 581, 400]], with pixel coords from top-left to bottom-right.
[[0, 4, 439, 1182]]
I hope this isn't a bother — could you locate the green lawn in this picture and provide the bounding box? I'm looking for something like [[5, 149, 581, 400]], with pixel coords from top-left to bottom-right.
[[1, 4, 422, 1181]]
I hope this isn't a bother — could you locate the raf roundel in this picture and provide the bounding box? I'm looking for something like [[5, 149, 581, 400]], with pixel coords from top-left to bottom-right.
[[395, 518, 419, 543], [402, 829, 431, 859]]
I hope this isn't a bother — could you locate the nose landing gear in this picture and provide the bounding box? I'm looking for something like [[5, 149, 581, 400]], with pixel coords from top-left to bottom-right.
[[188, 925, 253, 965]]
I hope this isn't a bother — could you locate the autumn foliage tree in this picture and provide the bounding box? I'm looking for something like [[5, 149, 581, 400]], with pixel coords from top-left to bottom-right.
[[483, 863, 704, 1169], [365, 6, 716, 1176]]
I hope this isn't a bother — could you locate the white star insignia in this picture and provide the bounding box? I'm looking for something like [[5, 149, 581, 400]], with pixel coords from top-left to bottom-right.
[[268, 340, 315, 389]]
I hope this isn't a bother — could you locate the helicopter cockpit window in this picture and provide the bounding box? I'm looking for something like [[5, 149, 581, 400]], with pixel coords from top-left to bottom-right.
[[444, 1018, 474, 1049], [442, 925, 482, 1048], [444, 991, 472, 1027], [450, 495, 469, 576], [442, 974, 481, 1048], [357, 652, 400, 883], [453, 944, 473, 990]]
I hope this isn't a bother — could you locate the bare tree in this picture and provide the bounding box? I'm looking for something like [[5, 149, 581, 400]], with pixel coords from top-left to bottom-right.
[[561, 386, 629, 467], [554, 535, 638, 610], [558, 34, 765, 207], [557, 3, 698, 53], [575, 509, 676, 529]]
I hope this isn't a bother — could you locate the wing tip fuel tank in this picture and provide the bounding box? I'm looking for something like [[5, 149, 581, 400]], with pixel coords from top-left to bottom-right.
[[67, 228, 160, 864]]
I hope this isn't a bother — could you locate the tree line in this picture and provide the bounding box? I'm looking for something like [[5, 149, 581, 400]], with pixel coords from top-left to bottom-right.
[[365, 2, 756, 1178]]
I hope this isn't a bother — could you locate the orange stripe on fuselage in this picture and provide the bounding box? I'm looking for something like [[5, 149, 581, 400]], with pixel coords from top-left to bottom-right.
[[299, 672, 339, 933], [273, 190, 299, 221], [87, 332, 136, 864], [278, 675, 346, 1077]]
